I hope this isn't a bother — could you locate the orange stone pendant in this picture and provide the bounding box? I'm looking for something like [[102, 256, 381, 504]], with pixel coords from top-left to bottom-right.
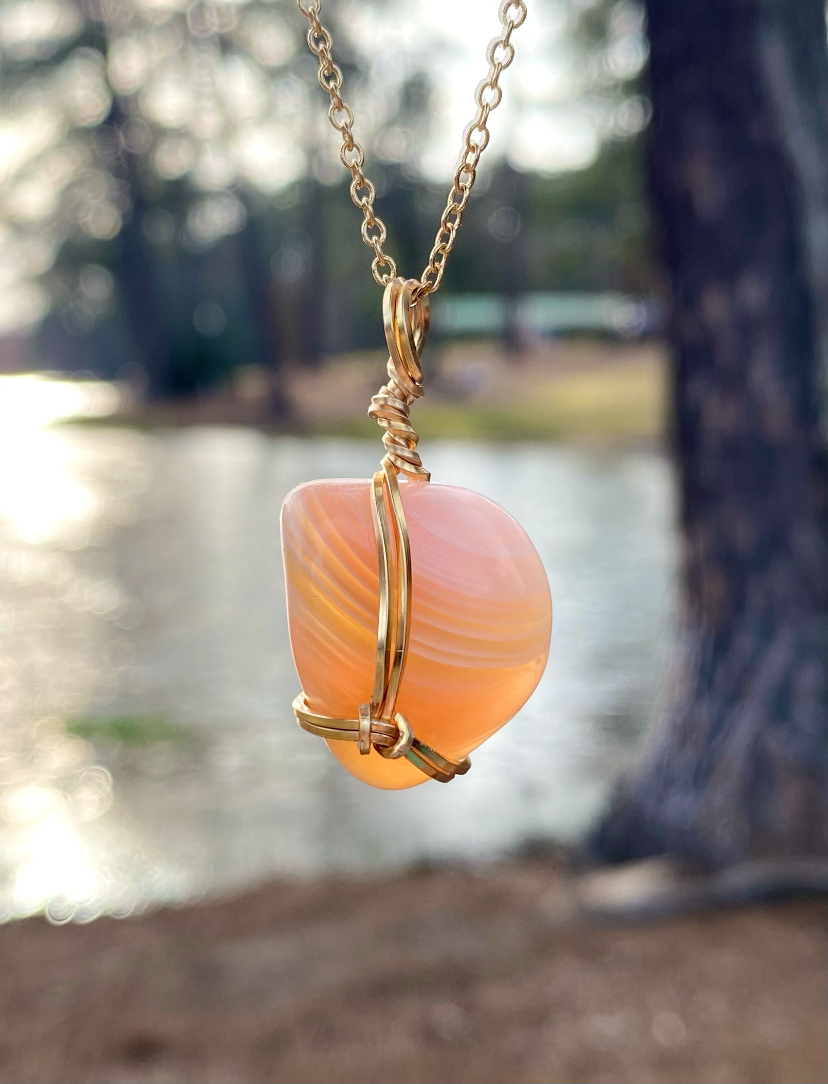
[[281, 278, 552, 789], [282, 476, 552, 789]]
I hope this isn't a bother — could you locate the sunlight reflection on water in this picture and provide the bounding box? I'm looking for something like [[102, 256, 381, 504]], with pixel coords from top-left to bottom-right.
[[0, 407, 677, 920]]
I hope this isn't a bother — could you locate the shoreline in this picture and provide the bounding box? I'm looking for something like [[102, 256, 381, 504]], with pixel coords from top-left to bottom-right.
[[63, 339, 669, 447]]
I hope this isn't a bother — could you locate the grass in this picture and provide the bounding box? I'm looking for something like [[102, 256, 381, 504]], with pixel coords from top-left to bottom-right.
[[321, 353, 665, 443], [61, 340, 668, 444], [67, 712, 187, 746]]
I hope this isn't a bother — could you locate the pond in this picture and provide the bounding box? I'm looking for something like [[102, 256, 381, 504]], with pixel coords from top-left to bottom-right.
[[0, 422, 677, 921]]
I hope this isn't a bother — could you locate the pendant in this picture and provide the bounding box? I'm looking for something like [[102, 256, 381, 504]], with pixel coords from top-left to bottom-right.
[[281, 279, 552, 789]]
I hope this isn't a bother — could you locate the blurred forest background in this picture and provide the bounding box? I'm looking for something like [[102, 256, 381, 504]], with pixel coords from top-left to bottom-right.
[[0, 0, 658, 406]]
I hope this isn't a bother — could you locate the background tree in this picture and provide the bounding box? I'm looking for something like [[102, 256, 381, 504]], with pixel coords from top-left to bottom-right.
[[0, 0, 657, 395], [591, 0, 828, 871]]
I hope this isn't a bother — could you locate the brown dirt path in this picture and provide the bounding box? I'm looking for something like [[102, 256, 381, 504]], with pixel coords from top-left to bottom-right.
[[0, 862, 824, 1084]]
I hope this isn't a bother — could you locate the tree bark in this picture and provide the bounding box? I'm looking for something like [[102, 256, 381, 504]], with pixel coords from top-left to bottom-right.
[[237, 215, 292, 423], [591, 0, 828, 868]]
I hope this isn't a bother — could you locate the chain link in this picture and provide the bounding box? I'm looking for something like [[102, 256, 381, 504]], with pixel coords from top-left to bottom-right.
[[296, 0, 526, 293]]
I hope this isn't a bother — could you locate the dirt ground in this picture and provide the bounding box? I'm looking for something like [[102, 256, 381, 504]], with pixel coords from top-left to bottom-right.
[[0, 861, 824, 1084]]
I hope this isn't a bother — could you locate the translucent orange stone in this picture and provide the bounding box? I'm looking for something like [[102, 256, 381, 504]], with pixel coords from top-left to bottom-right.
[[281, 477, 552, 789]]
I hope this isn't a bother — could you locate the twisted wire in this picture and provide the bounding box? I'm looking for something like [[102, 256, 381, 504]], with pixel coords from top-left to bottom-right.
[[292, 276, 472, 783], [291, 455, 471, 783], [368, 278, 431, 480]]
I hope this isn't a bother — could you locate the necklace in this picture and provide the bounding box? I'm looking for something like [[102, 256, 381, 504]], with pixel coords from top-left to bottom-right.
[[282, 0, 552, 790]]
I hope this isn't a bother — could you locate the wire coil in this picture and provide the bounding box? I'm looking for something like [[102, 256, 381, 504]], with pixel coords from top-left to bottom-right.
[[293, 278, 471, 783], [369, 278, 430, 480]]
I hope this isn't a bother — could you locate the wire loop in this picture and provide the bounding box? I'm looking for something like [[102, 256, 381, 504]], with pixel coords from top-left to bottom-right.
[[368, 278, 430, 479], [292, 283, 471, 782], [291, 457, 471, 784]]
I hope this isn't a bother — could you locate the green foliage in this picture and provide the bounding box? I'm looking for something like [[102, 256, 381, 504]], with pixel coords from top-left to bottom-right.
[[68, 712, 186, 746], [320, 348, 664, 443], [3, 0, 655, 394]]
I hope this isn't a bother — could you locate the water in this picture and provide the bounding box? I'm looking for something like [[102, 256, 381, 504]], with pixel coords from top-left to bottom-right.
[[0, 421, 677, 921]]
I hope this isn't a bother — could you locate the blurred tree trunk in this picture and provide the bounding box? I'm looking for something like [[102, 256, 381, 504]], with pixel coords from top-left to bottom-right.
[[499, 164, 528, 358], [591, 0, 828, 868], [299, 178, 325, 368], [238, 216, 291, 423], [115, 190, 169, 400], [107, 100, 171, 401]]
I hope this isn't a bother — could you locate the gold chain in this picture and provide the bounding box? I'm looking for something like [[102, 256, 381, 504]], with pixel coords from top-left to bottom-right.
[[296, 0, 527, 294]]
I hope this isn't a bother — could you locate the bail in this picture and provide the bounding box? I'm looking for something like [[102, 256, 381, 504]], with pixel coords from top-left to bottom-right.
[[291, 288, 472, 783], [368, 278, 431, 480]]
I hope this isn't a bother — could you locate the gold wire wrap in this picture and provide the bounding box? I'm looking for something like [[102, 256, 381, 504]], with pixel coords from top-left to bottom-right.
[[292, 279, 471, 784], [369, 278, 430, 480], [292, 0, 528, 776]]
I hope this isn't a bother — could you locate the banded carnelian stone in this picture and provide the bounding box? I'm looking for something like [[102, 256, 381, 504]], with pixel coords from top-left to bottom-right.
[[281, 477, 552, 789]]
